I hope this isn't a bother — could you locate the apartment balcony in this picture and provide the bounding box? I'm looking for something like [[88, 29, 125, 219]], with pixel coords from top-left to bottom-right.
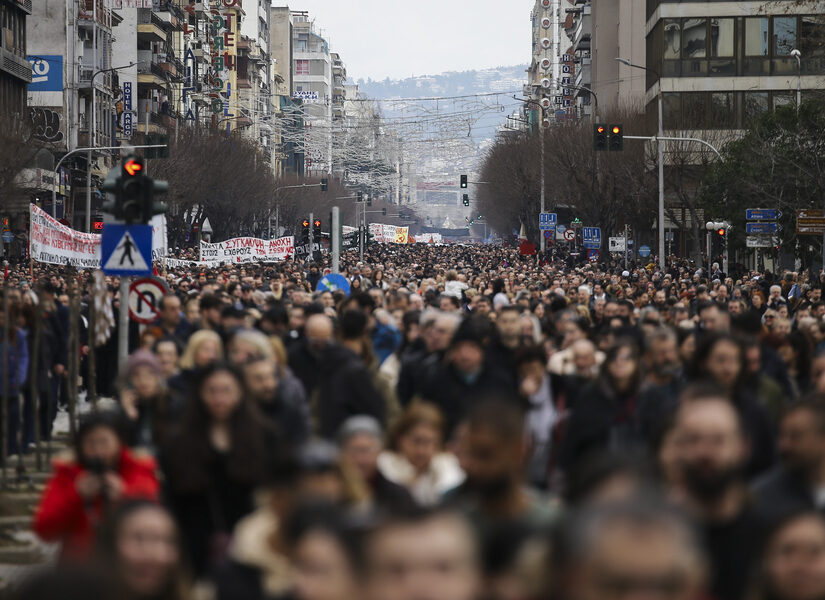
[[78, 68, 114, 92], [11, 0, 32, 14], [572, 9, 591, 53], [137, 61, 169, 89], [78, 0, 112, 30], [137, 10, 167, 42], [238, 76, 252, 89], [0, 47, 32, 83], [575, 57, 591, 89]]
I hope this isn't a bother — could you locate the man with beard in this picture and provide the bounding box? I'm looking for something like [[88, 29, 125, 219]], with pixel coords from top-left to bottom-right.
[[671, 384, 770, 600], [449, 399, 558, 554], [242, 356, 310, 446], [637, 327, 684, 443], [752, 401, 825, 522]]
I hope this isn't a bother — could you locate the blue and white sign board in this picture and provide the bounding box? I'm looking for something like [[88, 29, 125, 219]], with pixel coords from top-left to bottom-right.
[[582, 227, 601, 249], [556, 224, 567, 241], [746, 209, 781, 221], [746, 222, 780, 234], [101, 224, 152, 276], [317, 273, 351, 296], [638, 245, 652, 258], [539, 212, 557, 231], [28, 56, 63, 92]]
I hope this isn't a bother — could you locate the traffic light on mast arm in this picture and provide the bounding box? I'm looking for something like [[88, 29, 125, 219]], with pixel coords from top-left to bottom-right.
[[313, 218, 322, 238], [101, 156, 167, 224], [609, 124, 624, 151], [462, 194, 470, 206], [301, 218, 310, 243], [593, 124, 608, 151]]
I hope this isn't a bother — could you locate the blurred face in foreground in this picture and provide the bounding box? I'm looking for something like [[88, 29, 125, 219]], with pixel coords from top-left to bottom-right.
[[765, 515, 825, 600], [571, 520, 705, 600], [365, 514, 480, 600], [116, 506, 180, 598]]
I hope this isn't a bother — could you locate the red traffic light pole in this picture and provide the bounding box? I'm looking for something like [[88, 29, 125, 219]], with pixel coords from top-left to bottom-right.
[[51, 144, 167, 223]]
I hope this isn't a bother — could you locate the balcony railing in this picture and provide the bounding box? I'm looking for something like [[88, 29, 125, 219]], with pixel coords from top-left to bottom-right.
[[138, 9, 167, 30]]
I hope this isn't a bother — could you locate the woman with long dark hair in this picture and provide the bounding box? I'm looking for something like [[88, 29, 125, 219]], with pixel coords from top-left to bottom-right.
[[161, 362, 275, 577], [559, 338, 645, 472], [96, 500, 193, 600]]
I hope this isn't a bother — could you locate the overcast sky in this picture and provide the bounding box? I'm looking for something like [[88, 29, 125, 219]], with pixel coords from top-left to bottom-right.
[[282, 1, 530, 81]]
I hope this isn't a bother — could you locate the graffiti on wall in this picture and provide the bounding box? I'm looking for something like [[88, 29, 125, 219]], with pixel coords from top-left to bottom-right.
[[29, 108, 64, 144]]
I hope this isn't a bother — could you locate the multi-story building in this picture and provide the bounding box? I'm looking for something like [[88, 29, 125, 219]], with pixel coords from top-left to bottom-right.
[[0, 0, 31, 117], [331, 52, 346, 123], [239, 0, 273, 168], [270, 6, 302, 175], [527, 0, 575, 127], [27, 0, 119, 227], [291, 10, 332, 175], [645, 1, 825, 132]]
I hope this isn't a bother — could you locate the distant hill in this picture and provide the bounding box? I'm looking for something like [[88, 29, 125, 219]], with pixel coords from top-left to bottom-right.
[[356, 65, 528, 99]]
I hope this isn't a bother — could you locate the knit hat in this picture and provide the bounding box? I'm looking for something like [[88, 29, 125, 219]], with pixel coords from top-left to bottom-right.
[[126, 349, 160, 378], [337, 415, 383, 446]]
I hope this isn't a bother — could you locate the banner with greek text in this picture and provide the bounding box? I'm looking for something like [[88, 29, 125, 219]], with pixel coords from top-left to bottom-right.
[[200, 236, 295, 264], [368, 223, 410, 244], [29, 204, 101, 268]]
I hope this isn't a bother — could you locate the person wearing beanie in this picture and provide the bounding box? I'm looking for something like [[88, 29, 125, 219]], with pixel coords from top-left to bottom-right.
[[119, 349, 176, 453]]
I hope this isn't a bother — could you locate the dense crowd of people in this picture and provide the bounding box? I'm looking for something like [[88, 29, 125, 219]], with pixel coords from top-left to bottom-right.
[[5, 243, 825, 600]]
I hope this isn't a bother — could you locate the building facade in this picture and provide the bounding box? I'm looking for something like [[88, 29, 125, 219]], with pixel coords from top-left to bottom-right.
[[0, 0, 31, 117]]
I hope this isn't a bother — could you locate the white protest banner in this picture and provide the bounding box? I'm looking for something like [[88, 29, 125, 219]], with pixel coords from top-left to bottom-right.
[[150, 214, 168, 261], [200, 236, 294, 264], [368, 223, 411, 244], [29, 204, 101, 268]]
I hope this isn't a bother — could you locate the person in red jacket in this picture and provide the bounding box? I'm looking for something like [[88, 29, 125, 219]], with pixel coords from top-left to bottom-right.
[[33, 411, 159, 561]]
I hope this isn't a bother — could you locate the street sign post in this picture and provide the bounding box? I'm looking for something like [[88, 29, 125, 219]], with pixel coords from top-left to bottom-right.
[[539, 212, 557, 231], [101, 224, 152, 276], [609, 237, 626, 252], [128, 277, 168, 324], [746, 222, 780, 234], [746, 235, 779, 248], [797, 209, 825, 235], [746, 209, 781, 221], [582, 227, 601, 249], [555, 224, 567, 241], [563, 228, 575, 242]]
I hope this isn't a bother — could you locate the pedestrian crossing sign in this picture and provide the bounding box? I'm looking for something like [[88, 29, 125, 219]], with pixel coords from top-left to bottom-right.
[[100, 224, 153, 276]]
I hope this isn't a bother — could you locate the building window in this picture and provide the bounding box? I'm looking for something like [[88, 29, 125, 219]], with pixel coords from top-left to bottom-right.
[[773, 91, 794, 110], [664, 19, 680, 59], [683, 18, 707, 58], [662, 92, 681, 129], [744, 92, 769, 123], [745, 17, 769, 56], [710, 18, 734, 57], [800, 16, 825, 74], [295, 59, 309, 75], [774, 17, 797, 56], [710, 92, 734, 127]]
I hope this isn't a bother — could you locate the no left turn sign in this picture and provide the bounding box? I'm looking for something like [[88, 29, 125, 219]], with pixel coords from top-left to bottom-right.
[[128, 277, 168, 324], [563, 228, 575, 242]]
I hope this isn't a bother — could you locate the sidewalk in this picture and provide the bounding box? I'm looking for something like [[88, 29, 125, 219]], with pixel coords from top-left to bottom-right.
[[0, 398, 92, 591]]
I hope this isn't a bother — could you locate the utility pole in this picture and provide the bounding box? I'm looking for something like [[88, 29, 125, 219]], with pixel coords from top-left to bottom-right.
[[331, 206, 340, 274], [308, 211, 314, 264]]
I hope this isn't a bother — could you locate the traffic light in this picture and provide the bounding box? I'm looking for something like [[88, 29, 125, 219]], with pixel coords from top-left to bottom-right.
[[706, 221, 731, 237], [320, 178, 328, 192], [609, 124, 624, 151], [381, 208, 387, 216], [460, 174, 468, 189], [100, 156, 167, 224], [301, 218, 310, 243], [367, 195, 372, 207], [462, 194, 470, 206], [357, 191, 363, 203], [92, 219, 104, 231], [313, 218, 322, 239], [593, 124, 608, 151]]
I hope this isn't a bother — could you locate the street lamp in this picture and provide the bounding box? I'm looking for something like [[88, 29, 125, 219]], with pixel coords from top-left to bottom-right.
[[616, 57, 665, 271], [87, 61, 135, 232], [791, 49, 802, 114]]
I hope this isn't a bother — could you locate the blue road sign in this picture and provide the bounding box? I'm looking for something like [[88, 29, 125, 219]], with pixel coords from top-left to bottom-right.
[[539, 212, 558, 231], [582, 227, 601, 249], [746, 209, 781, 221], [638, 245, 652, 258], [587, 249, 600, 262], [2, 231, 13, 244], [101, 224, 152, 276], [317, 273, 351, 296], [543, 229, 552, 239], [746, 222, 780, 234]]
